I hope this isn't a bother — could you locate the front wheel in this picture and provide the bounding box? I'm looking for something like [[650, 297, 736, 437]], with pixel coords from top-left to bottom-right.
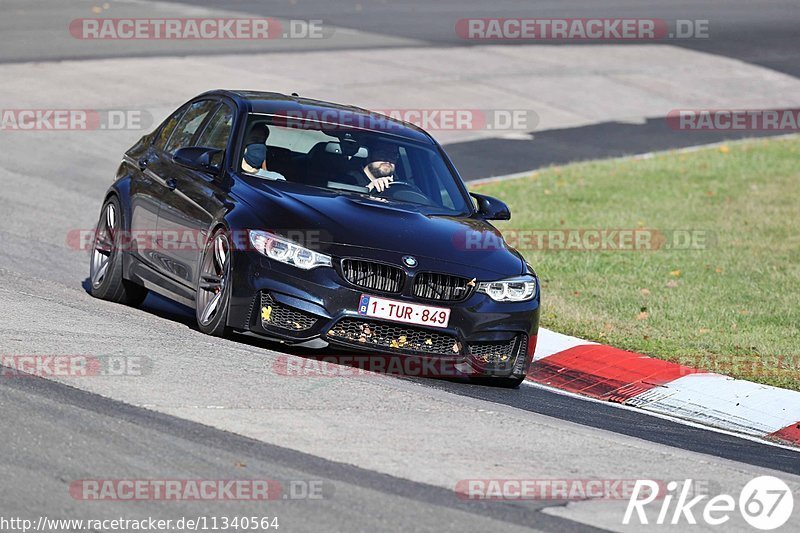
[[195, 228, 232, 336], [89, 196, 148, 306]]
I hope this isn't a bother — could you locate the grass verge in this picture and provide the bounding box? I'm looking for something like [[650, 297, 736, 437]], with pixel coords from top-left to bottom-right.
[[473, 137, 800, 390]]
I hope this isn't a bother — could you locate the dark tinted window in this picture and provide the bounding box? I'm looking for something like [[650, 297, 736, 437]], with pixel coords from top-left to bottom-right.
[[241, 114, 471, 215], [196, 104, 233, 151], [153, 104, 187, 151], [165, 100, 217, 154]]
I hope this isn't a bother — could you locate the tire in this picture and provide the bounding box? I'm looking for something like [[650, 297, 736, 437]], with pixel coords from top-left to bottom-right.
[[89, 196, 148, 306], [195, 227, 232, 336]]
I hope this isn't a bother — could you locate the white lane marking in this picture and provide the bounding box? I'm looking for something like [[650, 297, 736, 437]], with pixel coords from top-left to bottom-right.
[[534, 327, 597, 361], [522, 380, 800, 453], [626, 373, 800, 436]]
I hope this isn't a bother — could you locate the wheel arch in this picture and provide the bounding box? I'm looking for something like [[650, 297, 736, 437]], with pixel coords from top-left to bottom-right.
[[100, 175, 135, 281], [104, 173, 134, 233]]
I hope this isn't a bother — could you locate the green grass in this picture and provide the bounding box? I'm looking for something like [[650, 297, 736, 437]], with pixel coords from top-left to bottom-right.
[[473, 137, 800, 390]]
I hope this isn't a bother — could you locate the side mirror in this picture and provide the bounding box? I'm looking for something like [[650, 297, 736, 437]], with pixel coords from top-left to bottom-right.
[[470, 192, 511, 221], [173, 147, 223, 173]]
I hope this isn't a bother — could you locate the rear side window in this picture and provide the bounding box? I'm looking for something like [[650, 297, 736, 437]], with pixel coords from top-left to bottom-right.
[[153, 104, 188, 151], [196, 104, 233, 151], [165, 100, 217, 154]]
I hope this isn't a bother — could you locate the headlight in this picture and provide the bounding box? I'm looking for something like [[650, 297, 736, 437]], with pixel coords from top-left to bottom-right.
[[249, 230, 332, 270], [477, 275, 537, 302]]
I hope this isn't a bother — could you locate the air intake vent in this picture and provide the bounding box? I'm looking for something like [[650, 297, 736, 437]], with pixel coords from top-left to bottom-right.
[[260, 292, 318, 331], [327, 318, 461, 355], [413, 272, 474, 302], [340, 259, 404, 293]]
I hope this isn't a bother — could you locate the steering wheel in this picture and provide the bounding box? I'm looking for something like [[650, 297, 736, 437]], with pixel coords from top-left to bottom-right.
[[375, 181, 431, 204]]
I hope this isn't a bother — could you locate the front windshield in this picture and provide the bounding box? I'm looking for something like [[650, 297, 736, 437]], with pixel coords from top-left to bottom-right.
[[239, 113, 472, 215]]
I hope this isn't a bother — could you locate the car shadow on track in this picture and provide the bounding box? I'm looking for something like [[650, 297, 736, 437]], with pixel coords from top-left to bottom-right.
[[79, 281, 800, 472], [224, 331, 498, 389], [82, 277, 198, 328], [82, 278, 508, 389]]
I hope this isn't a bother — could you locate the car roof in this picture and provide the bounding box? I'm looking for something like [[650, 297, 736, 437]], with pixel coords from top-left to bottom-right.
[[199, 89, 434, 144]]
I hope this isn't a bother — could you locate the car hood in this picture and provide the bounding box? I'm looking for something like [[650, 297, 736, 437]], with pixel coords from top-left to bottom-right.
[[239, 181, 525, 279]]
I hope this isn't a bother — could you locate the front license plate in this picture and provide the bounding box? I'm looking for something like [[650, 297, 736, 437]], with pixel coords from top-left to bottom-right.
[[357, 294, 451, 329]]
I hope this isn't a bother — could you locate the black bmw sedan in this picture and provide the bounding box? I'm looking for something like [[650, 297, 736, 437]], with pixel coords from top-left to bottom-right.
[[89, 90, 539, 386]]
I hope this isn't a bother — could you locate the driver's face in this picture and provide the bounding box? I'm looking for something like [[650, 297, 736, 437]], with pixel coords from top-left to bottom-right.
[[367, 160, 395, 178]]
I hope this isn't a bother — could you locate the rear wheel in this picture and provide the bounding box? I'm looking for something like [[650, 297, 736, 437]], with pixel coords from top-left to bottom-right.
[[89, 196, 148, 306], [195, 228, 232, 336]]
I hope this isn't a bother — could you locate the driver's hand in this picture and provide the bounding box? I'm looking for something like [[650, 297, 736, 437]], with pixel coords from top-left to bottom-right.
[[367, 176, 394, 193]]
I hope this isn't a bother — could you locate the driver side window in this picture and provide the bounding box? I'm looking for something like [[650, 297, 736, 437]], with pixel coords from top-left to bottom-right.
[[154, 104, 188, 152], [195, 104, 233, 169], [197, 104, 233, 151], [164, 100, 217, 155]]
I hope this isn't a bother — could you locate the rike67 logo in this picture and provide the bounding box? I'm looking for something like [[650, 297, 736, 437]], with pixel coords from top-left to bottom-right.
[[624, 476, 794, 530]]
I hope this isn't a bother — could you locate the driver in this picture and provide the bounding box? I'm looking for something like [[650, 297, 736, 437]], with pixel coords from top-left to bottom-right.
[[242, 143, 286, 181], [363, 141, 399, 193]]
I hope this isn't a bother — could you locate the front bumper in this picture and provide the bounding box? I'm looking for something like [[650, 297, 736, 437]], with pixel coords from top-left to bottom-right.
[[226, 250, 540, 378]]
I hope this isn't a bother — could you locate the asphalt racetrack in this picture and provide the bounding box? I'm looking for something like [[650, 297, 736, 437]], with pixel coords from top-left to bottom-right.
[[1, 1, 799, 531]]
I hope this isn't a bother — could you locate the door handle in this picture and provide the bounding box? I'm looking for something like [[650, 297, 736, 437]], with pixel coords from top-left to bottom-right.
[[138, 158, 149, 171], [165, 178, 178, 191]]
